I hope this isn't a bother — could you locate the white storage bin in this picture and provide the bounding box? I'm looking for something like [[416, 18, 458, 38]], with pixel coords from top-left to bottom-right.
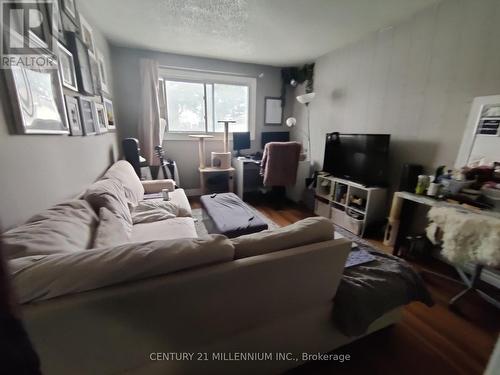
[[343, 215, 363, 235], [330, 207, 345, 227], [314, 199, 331, 218]]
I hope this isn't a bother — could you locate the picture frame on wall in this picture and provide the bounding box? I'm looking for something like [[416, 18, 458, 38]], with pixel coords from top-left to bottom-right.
[[77, 97, 97, 135], [27, 3, 53, 48], [4, 32, 69, 135], [88, 52, 102, 94], [79, 14, 95, 54], [102, 97, 116, 130], [5, 64, 69, 134], [264, 97, 283, 126], [64, 95, 83, 136], [94, 102, 108, 134], [45, 0, 64, 41], [66, 32, 95, 95], [96, 50, 109, 93], [56, 41, 78, 91], [61, 0, 78, 25]]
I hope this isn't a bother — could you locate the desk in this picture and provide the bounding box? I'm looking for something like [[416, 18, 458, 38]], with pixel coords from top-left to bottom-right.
[[232, 157, 262, 199], [385, 191, 500, 255], [385, 191, 500, 309], [199, 167, 235, 194], [233, 157, 312, 201]]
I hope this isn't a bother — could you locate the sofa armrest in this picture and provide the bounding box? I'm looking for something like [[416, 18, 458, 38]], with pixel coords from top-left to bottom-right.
[[141, 179, 175, 193]]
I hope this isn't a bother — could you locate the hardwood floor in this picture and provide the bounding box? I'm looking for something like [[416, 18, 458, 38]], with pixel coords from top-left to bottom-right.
[[191, 197, 500, 374]]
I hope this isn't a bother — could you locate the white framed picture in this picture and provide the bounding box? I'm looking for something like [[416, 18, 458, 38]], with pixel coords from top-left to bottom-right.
[[79, 14, 95, 54], [77, 96, 97, 135], [96, 50, 109, 93], [64, 95, 83, 136], [264, 96, 283, 125], [57, 41, 78, 91], [94, 102, 108, 133], [62, 0, 78, 24], [102, 97, 116, 130], [7, 64, 69, 134], [88, 52, 101, 94]]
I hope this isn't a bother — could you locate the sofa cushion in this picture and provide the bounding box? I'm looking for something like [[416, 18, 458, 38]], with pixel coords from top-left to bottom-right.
[[131, 200, 179, 224], [103, 160, 144, 206], [130, 217, 197, 242], [84, 178, 132, 225], [93, 208, 132, 248], [9, 235, 234, 303], [232, 216, 334, 259], [3, 200, 98, 259]]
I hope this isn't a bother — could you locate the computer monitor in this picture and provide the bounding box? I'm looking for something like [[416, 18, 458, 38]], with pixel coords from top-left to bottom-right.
[[232, 132, 251, 156], [261, 132, 290, 149]]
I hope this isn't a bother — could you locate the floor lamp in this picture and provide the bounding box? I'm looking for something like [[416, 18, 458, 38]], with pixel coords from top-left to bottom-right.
[[286, 92, 315, 165]]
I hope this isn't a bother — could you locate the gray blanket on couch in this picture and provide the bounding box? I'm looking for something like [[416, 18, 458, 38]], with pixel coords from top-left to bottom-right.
[[333, 250, 434, 337]]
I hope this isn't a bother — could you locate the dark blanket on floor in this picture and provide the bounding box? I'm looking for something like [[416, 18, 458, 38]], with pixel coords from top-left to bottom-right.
[[333, 250, 434, 337]]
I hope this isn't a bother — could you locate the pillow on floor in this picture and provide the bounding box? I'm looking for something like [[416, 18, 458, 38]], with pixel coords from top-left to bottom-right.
[[3, 200, 99, 259], [232, 216, 334, 259], [93, 207, 132, 248]]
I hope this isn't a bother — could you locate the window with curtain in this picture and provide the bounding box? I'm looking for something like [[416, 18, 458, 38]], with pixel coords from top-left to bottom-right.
[[161, 78, 250, 134]]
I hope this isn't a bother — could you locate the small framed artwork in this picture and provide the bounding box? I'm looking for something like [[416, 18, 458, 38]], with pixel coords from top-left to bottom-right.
[[56, 41, 78, 91], [27, 3, 53, 48], [66, 32, 94, 95], [44, 0, 63, 41], [64, 95, 83, 135], [61, 0, 78, 25], [264, 97, 283, 126], [102, 97, 116, 130], [4, 35, 69, 135], [77, 97, 97, 135], [79, 14, 95, 54], [94, 102, 108, 134], [96, 50, 109, 93], [89, 52, 102, 94]]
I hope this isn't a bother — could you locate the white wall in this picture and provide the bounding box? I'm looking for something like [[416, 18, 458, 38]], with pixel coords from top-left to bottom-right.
[[111, 46, 286, 189], [288, 0, 500, 190], [0, 8, 119, 229]]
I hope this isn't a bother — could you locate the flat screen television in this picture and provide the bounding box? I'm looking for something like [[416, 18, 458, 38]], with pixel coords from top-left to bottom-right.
[[323, 133, 390, 186]]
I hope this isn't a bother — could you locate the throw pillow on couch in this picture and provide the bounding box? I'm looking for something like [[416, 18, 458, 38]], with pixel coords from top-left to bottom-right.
[[83, 178, 132, 225], [3, 200, 99, 259]]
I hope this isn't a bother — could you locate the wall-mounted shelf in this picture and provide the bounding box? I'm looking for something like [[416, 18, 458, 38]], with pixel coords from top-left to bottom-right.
[[314, 174, 387, 237]]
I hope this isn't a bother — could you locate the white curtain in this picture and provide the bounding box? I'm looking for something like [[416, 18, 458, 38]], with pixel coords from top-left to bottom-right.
[[139, 59, 165, 166]]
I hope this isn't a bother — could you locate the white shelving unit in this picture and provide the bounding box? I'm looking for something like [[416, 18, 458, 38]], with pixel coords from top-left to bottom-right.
[[314, 173, 387, 237]]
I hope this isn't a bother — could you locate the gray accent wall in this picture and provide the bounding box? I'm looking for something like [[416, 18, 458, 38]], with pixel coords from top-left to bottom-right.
[[0, 13, 118, 229], [111, 46, 285, 190], [288, 0, 500, 190]]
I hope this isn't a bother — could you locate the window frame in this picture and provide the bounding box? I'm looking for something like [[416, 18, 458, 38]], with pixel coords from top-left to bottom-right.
[[160, 68, 256, 141]]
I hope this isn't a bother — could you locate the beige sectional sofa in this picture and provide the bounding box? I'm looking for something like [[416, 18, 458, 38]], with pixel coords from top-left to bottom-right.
[[4, 161, 401, 375]]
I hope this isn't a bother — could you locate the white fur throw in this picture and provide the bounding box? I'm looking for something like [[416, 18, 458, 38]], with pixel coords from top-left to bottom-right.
[[426, 207, 500, 267]]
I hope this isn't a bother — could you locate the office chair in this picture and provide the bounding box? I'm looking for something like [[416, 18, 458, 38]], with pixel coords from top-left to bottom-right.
[[260, 141, 302, 208]]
